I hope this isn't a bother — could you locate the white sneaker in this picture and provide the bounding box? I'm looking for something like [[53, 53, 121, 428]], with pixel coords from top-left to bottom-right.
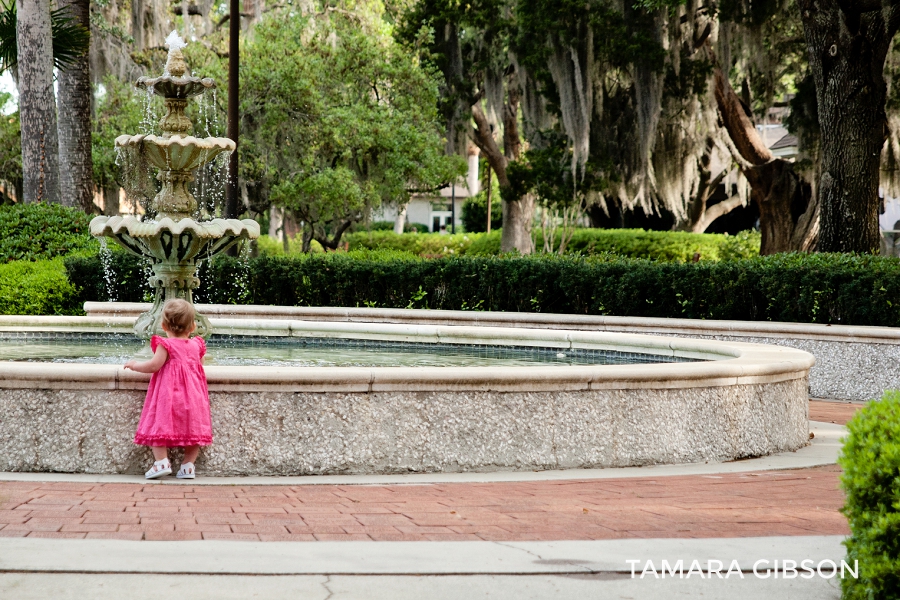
[[145, 458, 171, 479], [176, 462, 196, 479]]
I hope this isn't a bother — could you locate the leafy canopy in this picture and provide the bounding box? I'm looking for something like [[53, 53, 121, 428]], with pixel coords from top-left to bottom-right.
[[241, 3, 464, 249]]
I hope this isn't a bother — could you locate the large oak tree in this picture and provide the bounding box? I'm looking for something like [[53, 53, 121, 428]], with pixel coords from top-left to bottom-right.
[[799, 0, 900, 252]]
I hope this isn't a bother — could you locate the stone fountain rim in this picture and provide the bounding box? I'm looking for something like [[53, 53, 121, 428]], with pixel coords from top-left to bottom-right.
[[0, 314, 815, 392], [89, 215, 260, 239], [136, 74, 216, 94], [114, 134, 236, 151]]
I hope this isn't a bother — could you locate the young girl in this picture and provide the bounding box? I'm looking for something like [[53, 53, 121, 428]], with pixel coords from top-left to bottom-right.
[[125, 298, 212, 479]]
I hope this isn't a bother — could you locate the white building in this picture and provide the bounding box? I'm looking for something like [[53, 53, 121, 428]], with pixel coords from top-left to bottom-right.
[[374, 148, 481, 233]]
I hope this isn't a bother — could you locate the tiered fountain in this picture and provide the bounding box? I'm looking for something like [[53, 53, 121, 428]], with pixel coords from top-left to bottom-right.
[[90, 32, 259, 339]]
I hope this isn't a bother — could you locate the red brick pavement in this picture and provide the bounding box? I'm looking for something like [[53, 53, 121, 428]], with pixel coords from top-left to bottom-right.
[[809, 399, 865, 425], [0, 466, 848, 542]]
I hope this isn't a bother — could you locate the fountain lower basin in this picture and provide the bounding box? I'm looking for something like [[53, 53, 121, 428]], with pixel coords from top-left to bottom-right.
[[0, 311, 814, 476]]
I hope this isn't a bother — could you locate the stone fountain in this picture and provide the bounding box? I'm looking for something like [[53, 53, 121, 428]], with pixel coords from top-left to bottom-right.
[[90, 32, 259, 339]]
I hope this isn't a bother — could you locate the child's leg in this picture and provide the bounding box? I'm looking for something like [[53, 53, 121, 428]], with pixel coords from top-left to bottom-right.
[[183, 446, 199, 463], [151, 446, 169, 461]]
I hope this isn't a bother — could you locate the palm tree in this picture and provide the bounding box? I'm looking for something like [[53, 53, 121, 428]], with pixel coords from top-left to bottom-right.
[[56, 0, 92, 211], [0, 0, 88, 204]]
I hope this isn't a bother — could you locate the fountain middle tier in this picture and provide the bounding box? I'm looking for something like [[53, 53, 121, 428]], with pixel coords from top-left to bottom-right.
[[116, 134, 234, 219]]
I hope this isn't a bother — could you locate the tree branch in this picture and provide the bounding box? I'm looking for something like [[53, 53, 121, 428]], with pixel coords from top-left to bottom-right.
[[470, 102, 509, 186]]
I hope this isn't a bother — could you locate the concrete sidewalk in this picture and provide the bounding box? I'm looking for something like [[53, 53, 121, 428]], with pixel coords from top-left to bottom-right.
[[0, 536, 847, 599]]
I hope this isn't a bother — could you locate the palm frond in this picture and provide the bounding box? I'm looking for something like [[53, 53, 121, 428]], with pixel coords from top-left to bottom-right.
[[0, 1, 90, 73]]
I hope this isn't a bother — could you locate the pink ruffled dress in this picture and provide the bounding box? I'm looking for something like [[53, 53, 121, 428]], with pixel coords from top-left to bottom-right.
[[134, 335, 213, 447]]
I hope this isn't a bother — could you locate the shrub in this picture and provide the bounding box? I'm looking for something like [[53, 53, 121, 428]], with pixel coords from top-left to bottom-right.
[[345, 230, 476, 256], [461, 192, 502, 233], [65, 251, 900, 327], [344, 227, 760, 261], [839, 392, 900, 599], [366, 220, 429, 233], [0, 259, 81, 315], [0, 203, 99, 262], [64, 252, 148, 308]]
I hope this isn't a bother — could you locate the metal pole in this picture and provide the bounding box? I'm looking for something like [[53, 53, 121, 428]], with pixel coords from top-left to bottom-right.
[[225, 0, 240, 221], [485, 165, 492, 234], [450, 183, 456, 234]]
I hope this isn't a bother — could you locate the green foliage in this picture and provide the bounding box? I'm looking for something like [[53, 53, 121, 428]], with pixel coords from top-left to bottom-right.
[[0, 203, 99, 262], [242, 4, 464, 249], [461, 191, 502, 233], [368, 220, 430, 233], [63, 251, 146, 308], [92, 76, 145, 192], [0, 92, 20, 201], [839, 392, 900, 599], [254, 234, 324, 255], [67, 251, 900, 327], [0, 1, 90, 73], [0, 258, 80, 315], [345, 230, 476, 256], [344, 228, 759, 261]]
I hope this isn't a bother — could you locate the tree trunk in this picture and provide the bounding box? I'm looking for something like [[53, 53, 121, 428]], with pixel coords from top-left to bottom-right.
[[470, 83, 533, 254], [799, 1, 900, 253], [713, 66, 817, 254], [102, 185, 119, 215], [393, 204, 407, 234], [57, 0, 93, 211], [16, 0, 60, 204]]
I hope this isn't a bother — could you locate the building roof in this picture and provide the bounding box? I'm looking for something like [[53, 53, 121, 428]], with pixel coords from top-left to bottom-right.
[[770, 133, 798, 151]]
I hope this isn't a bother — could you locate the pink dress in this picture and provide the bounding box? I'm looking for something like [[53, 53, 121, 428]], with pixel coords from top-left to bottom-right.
[[134, 335, 213, 447]]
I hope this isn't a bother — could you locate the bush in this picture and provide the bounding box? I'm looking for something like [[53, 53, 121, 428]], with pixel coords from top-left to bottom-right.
[[839, 392, 900, 599], [344, 228, 760, 261], [461, 192, 502, 233], [367, 220, 429, 233], [65, 251, 900, 327], [345, 230, 477, 256], [0, 259, 81, 315], [0, 203, 99, 262], [64, 252, 149, 308]]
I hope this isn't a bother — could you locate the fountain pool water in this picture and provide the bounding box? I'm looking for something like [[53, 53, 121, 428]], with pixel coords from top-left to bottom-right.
[[0, 333, 702, 368]]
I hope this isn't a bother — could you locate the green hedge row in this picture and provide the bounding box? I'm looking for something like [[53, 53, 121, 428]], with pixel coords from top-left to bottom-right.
[[63, 251, 900, 326], [840, 392, 900, 598], [344, 228, 761, 261]]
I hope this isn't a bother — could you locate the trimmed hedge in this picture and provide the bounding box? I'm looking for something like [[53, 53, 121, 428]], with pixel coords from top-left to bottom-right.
[[344, 228, 760, 261], [0, 203, 99, 262], [839, 392, 900, 599], [64, 251, 900, 326], [0, 259, 81, 315]]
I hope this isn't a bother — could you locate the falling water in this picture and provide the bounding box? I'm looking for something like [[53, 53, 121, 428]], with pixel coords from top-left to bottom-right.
[[98, 239, 117, 302]]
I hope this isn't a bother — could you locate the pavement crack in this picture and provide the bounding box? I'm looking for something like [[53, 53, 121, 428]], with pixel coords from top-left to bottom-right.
[[321, 574, 335, 600], [492, 541, 594, 574]]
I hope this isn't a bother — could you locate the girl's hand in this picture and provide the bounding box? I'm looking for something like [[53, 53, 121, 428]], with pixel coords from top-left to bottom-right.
[[124, 346, 168, 373]]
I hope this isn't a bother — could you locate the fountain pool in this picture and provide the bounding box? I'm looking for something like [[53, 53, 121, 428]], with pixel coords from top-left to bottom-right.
[[0, 313, 814, 476]]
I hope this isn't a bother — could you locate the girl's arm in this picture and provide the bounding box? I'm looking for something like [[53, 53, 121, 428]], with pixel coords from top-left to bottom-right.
[[124, 345, 168, 373]]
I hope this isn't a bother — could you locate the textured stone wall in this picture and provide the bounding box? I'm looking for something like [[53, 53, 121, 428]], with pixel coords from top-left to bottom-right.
[[0, 378, 809, 475], [655, 335, 897, 401]]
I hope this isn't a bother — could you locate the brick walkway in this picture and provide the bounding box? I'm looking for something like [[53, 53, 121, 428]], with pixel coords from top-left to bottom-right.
[[0, 465, 847, 542], [808, 399, 865, 425]]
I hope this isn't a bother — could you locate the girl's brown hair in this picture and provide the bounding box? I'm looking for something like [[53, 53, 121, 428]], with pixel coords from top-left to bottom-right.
[[161, 299, 195, 335]]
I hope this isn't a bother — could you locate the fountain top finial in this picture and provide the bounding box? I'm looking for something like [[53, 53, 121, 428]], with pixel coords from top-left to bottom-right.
[[164, 31, 189, 77], [137, 31, 214, 99]]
